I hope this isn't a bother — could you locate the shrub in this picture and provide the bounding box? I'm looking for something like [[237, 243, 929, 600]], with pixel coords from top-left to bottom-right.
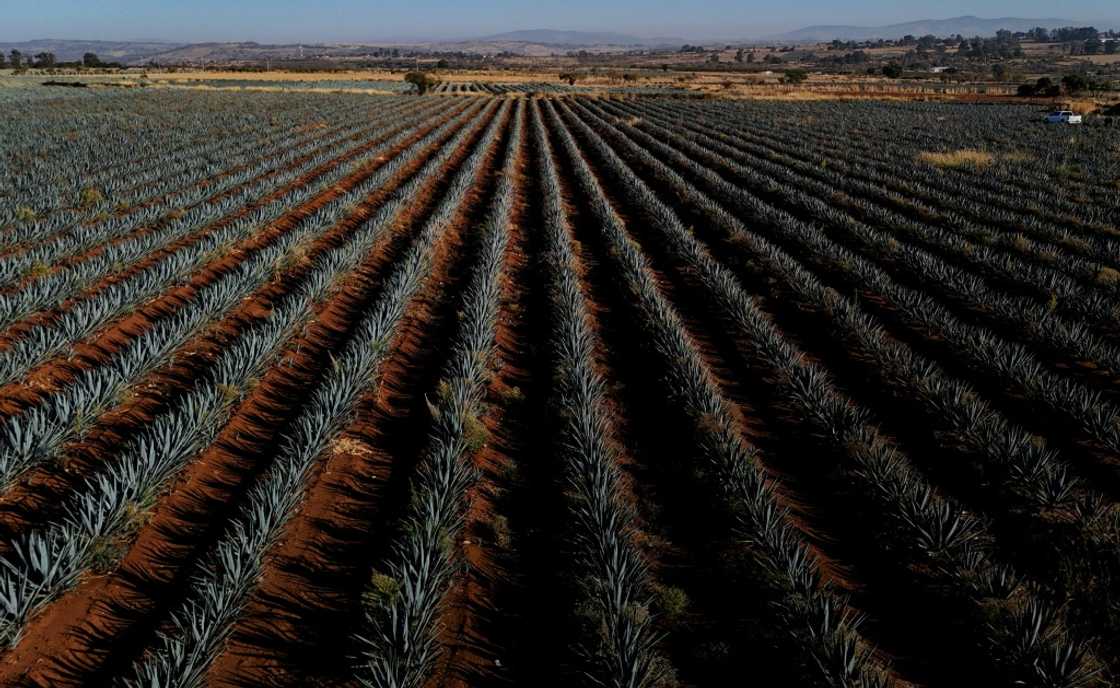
[[404, 71, 436, 94], [463, 412, 489, 452], [79, 186, 104, 208], [882, 63, 904, 78], [917, 149, 994, 169], [15, 206, 36, 223], [656, 585, 690, 622], [782, 69, 809, 85], [365, 572, 400, 605]]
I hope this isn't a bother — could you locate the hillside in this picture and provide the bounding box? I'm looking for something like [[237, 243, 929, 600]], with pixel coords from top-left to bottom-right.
[[769, 15, 1076, 42], [479, 29, 683, 47], [0, 39, 184, 63]]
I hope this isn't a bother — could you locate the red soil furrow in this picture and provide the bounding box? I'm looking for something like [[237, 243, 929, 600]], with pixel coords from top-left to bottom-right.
[[542, 134, 671, 587], [0, 98, 455, 358], [427, 108, 531, 688], [0, 116, 344, 262], [0, 114, 406, 295], [0, 100, 468, 418], [0, 116, 316, 248], [0, 102, 502, 688], [0, 99, 499, 688], [0, 102, 486, 546], [205, 102, 513, 688]]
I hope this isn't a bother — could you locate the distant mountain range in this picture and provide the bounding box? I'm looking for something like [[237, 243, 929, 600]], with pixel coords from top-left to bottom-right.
[[767, 16, 1078, 43], [0, 31, 687, 64], [478, 30, 684, 47], [3, 18, 1111, 66], [0, 39, 184, 63]]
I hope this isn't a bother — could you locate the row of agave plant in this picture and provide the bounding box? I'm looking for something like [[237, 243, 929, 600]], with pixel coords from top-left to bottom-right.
[[723, 100, 1119, 228], [529, 101, 667, 688], [0, 96, 449, 327], [0, 90, 366, 230], [0, 98, 455, 387], [576, 96, 1119, 657], [0, 96, 375, 257], [545, 98, 892, 687], [584, 97, 1101, 514], [0, 97, 392, 283], [0, 100, 496, 650], [554, 98, 1103, 686], [605, 98, 1120, 470], [649, 98, 1120, 302], [353, 99, 521, 688], [0, 100, 480, 495], [635, 96, 1120, 359], [707, 100, 1120, 283], [118, 98, 508, 688], [631, 98, 1120, 333]]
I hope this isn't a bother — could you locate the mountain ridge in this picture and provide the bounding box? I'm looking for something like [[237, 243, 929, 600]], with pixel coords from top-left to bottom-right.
[[766, 16, 1081, 42]]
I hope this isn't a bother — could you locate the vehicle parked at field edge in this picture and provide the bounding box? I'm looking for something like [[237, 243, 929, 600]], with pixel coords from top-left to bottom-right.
[[1044, 110, 1083, 124]]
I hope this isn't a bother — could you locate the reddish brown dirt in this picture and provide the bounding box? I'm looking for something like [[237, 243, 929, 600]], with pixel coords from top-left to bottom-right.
[[0, 104, 493, 688], [0, 117, 316, 257], [0, 101, 483, 551], [0, 98, 452, 369], [426, 105, 530, 688], [202, 102, 510, 688], [0, 116, 357, 263], [0, 99, 465, 419]]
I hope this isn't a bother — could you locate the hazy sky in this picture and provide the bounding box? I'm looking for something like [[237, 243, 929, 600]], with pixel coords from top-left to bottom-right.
[[3, 1, 1118, 43]]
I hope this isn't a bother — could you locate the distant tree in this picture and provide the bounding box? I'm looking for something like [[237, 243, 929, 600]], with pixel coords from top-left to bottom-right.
[[9, 50, 22, 69], [1107, 40, 1118, 55], [734, 48, 745, 63], [660, 63, 670, 72], [746, 51, 755, 64], [435, 58, 450, 69], [991, 63, 1010, 81], [1061, 73, 1098, 94], [404, 71, 436, 94], [82, 52, 101, 67], [882, 63, 903, 78], [1028, 27, 1051, 42], [34, 52, 56, 68], [0, 53, 6, 69], [708, 52, 720, 63], [782, 68, 808, 84], [559, 71, 583, 86], [1085, 38, 1103, 54]]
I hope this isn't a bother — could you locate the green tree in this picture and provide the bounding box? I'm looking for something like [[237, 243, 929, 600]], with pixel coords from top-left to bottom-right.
[[782, 68, 809, 84], [34, 52, 56, 68], [882, 63, 903, 78], [9, 50, 22, 69], [1061, 73, 1092, 94], [404, 71, 435, 94], [82, 52, 100, 67]]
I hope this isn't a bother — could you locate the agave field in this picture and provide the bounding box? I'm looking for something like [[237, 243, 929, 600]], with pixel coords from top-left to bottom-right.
[[0, 86, 1118, 688]]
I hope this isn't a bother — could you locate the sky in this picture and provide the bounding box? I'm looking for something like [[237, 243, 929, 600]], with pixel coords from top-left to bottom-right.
[[2, 0, 1119, 44]]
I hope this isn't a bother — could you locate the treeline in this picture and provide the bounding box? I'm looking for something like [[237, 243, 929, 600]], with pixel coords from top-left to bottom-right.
[[2, 51, 120, 70]]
